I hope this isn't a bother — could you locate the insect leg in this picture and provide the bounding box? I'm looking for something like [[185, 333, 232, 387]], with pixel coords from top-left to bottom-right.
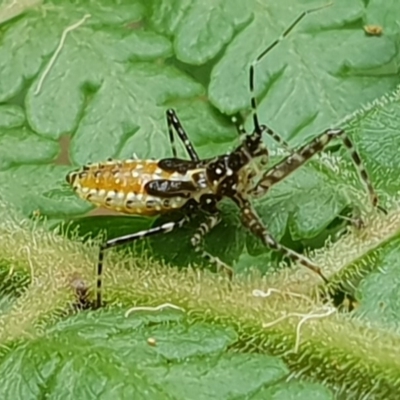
[[166, 109, 199, 161], [190, 214, 233, 279], [237, 198, 328, 282], [249, 4, 331, 149], [251, 128, 384, 211], [96, 216, 189, 308]]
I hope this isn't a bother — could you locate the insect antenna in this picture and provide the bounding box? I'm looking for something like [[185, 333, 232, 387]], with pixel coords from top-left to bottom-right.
[[249, 3, 332, 149]]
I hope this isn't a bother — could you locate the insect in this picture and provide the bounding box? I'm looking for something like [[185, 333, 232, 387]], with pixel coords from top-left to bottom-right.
[[66, 5, 384, 309]]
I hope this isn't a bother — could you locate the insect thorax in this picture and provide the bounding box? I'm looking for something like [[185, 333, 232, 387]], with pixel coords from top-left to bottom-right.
[[200, 141, 267, 202]]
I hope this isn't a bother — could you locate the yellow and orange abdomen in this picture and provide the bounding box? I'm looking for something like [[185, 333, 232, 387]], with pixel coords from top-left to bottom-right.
[[67, 159, 188, 216]]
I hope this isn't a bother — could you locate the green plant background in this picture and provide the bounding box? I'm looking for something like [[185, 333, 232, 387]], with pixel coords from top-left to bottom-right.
[[0, 0, 400, 398]]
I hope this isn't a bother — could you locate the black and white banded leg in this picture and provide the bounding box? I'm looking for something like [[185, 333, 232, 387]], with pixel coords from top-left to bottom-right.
[[251, 128, 386, 213], [191, 214, 234, 279], [96, 216, 190, 308], [236, 196, 328, 282], [166, 109, 199, 161]]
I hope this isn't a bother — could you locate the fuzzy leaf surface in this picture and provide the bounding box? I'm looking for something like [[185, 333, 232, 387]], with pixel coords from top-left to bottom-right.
[[0, 309, 332, 399]]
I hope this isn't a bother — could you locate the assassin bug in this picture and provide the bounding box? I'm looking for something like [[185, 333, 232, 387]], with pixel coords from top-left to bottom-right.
[[66, 5, 384, 308]]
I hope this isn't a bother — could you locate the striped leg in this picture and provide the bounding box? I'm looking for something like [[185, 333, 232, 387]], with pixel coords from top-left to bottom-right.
[[251, 128, 385, 212], [166, 109, 199, 161], [237, 198, 328, 282], [191, 214, 233, 278], [96, 216, 189, 308]]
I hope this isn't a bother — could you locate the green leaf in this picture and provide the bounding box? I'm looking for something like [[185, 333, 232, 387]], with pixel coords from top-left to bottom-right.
[[143, 353, 288, 400], [232, 249, 274, 275], [0, 259, 30, 315], [0, 0, 398, 232], [345, 95, 400, 196], [65, 61, 203, 165], [354, 236, 400, 329], [365, 0, 400, 35], [0, 165, 90, 217], [0, 0, 204, 165], [252, 161, 350, 243], [150, 0, 253, 65], [0, 308, 318, 400], [62, 215, 154, 243], [1, 1, 400, 395], [0, 1, 146, 100], [63, 201, 246, 269], [0, 126, 58, 170], [150, 203, 245, 267], [1, 205, 400, 397], [209, 0, 400, 143], [250, 381, 334, 400], [0, 0, 398, 285], [0, 105, 25, 129]]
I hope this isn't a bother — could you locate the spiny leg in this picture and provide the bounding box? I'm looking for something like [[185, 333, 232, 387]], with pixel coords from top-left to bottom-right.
[[96, 216, 189, 308], [190, 214, 233, 279], [248, 4, 331, 150], [166, 109, 199, 161], [251, 128, 384, 212], [236, 197, 328, 282]]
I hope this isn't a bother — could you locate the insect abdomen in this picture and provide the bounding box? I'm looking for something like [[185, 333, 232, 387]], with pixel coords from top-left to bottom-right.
[[67, 159, 199, 215]]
